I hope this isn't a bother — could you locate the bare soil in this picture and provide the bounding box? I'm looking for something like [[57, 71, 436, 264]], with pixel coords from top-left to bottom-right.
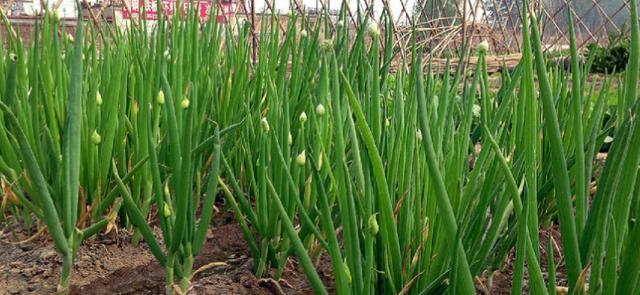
[[0, 216, 326, 295], [0, 217, 568, 294], [479, 226, 568, 294]]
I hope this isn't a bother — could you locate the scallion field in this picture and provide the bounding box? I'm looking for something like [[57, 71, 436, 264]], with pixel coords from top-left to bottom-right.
[[0, 0, 639, 294]]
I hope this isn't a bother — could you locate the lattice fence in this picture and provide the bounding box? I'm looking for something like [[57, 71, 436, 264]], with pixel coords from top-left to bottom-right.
[[230, 0, 635, 54]]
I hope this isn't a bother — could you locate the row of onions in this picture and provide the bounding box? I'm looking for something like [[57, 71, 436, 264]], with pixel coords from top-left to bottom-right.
[[0, 0, 639, 294]]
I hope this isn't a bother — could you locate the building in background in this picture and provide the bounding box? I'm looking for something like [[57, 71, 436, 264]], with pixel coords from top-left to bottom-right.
[[0, 0, 238, 21], [249, 0, 418, 24], [1, 0, 95, 17]]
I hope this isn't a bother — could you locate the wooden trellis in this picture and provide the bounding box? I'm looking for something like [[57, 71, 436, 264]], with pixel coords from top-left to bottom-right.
[[230, 0, 634, 54]]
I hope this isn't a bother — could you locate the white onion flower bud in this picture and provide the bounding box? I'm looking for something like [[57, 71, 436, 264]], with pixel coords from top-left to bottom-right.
[[368, 22, 380, 39], [368, 215, 379, 235], [320, 39, 333, 52], [96, 91, 103, 106], [91, 130, 102, 145], [295, 150, 306, 166], [260, 117, 270, 133], [181, 99, 190, 109], [315, 104, 325, 116], [476, 40, 489, 53], [163, 203, 172, 217], [157, 90, 165, 105], [343, 263, 352, 284]]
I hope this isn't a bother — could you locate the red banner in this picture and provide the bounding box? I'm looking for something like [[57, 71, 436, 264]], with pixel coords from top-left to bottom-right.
[[122, 0, 213, 20]]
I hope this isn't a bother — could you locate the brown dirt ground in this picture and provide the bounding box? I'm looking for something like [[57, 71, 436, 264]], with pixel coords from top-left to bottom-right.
[[0, 216, 567, 294], [479, 226, 568, 294], [0, 214, 332, 295]]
